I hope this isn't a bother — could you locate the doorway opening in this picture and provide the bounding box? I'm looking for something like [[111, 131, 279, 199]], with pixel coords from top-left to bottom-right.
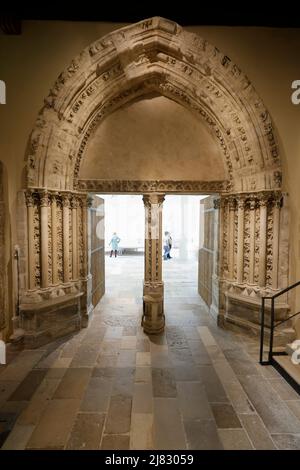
[[162, 194, 218, 318], [91, 194, 145, 310]]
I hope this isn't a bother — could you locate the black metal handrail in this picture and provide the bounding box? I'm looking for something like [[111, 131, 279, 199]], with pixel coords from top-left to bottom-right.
[[259, 280, 300, 365]]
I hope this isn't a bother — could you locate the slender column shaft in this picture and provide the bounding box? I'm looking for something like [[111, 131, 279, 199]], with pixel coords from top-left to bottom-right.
[[228, 198, 236, 280], [25, 191, 35, 290], [272, 198, 281, 289], [62, 194, 70, 283], [237, 198, 245, 283], [72, 197, 78, 280], [142, 193, 165, 334], [249, 198, 256, 284], [51, 194, 58, 285], [40, 191, 49, 288], [259, 196, 268, 288]]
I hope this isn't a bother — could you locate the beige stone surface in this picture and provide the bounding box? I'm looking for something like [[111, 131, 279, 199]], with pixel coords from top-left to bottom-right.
[[26, 399, 80, 449]]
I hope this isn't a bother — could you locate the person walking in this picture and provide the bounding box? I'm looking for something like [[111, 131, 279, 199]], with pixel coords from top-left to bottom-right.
[[109, 232, 121, 257], [163, 231, 172, 260]]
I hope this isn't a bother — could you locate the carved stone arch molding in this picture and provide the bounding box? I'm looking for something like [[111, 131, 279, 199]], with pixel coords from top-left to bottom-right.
[[27, 16, 281, 193], [19, 17, 290, 347]]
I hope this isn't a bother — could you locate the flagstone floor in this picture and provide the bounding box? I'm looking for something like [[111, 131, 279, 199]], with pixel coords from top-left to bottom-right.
[[1, 255, 300, 450]]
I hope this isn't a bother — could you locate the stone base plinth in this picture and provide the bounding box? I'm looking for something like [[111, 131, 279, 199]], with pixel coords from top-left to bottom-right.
[[222, 291, 294, 347], [19, 292, 83, 348], [142, 282, 164, 335]]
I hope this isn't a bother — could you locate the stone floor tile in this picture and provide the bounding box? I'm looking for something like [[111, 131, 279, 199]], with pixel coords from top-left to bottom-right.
[[184, 419, 223, 450], [105, 395, 132, 434], [177, 382, 213, 420], [99, 339, 121, 356], [80, 377, 113, 412], [16, 378, 60, 425], [153, 398, 186, 450], [151, 351, 171, 368], [132, 383, 153, 413], [101, 434, 130, 450], [218, 429, 253, 450], [152, 368, 177, 398], [1, 424, 35, 449], [137, 338, 150, 352], [239, 375, 300, 434], [26, 399, 80, 449], [0, 381, 20, 407], [136, 352, 151, 366], [0, 351, 45, 382], [117, 350, 136, 368], [239, 414, 276, 450], [53, 368, 91, 400], [268, 378, 300, 401], [197, 365, 229, 403], [121, 336, 137, 350], [66, 412, 105, 450], [130, 413, 153, 450], [135, 367, 152, 383], [96, 355, 118, 368], [222, 381, 255, 414], [7, 369, 48, 402], [271, 433, 300, 450], [211, 403, 242, 429], [286, 400, 300, 420]]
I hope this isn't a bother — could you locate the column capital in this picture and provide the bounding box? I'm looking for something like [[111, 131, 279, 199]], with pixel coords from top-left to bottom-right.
[[258, 193, 269, 207], [237, 196, 246, 210], [143, 193, 165, 207], [39, 190, 50, 207], [213, 198, 220, 210], [248, 197, 257, 210], [61, 193, 71, 208], [25, 190, 36, 207], [71, 195, 80, 209], [228, 196, 236, 211]]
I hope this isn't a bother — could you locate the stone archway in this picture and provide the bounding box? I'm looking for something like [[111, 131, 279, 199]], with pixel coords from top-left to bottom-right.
[[18, 17, 288, 347]]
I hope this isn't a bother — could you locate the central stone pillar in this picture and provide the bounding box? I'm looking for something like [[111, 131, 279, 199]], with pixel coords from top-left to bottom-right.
[[142, 193, 165, 335]]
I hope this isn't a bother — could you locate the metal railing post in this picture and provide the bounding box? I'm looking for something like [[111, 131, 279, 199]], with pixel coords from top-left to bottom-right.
[[269, 297, 275, 363]]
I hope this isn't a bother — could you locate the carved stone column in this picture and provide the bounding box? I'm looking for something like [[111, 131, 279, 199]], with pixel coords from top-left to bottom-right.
[[142, 193, 165, 334], [272, 195, 282, 290], [25, 191, 36, 290], [228, 197, 236, 281], [236, 197, 245, 284], [258, 194, 268, 288], [71, 196, 79, 280], [51, 193, 58, 285], [40, 191, 49, 288], [62, 193, 71, 283], [248, 197, 256, 285]]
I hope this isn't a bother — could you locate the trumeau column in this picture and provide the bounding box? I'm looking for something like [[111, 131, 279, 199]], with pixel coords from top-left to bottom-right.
[[248, 197, 256, 285], [258, 194, 268, 288], [228, 197, 236, 281], [51, 193, 59, 285], [71, 196, 79, 280], [236, 197, 245, 284], [272, 195, 282, 290], [62, 193, 71, 283], [39, 191, 49, 289], [25, 191, 36, 290], [142, 193, 165, 334]]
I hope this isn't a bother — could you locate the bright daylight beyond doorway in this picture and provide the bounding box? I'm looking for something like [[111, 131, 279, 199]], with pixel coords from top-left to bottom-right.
[[97, 194, 209, 317]]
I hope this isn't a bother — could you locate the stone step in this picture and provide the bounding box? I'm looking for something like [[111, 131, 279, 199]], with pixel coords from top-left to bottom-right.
[[273, 355, 300, 386], [9, 328, 25, 344]]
